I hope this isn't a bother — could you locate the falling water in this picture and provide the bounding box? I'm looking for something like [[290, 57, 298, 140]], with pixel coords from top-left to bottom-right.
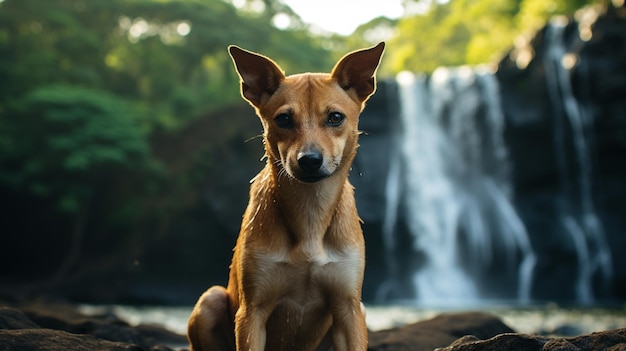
[[384, 67, 537, 305], [543, 17, 613, 303]]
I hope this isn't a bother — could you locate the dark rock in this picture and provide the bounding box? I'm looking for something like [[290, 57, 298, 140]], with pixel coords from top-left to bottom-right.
[[0, 329, 143, 351], [436, 328, 626, 351], [448, 335, 482, 346], [497, 3, 626, 301], [3, 303, 626, 351], [544, 329, 626, 351], [368, 311, 515, 351], [0, 302, 187, 351], [21, 302, 186, 349], [0, 308, 39, 330], [436, 333, 549, 351]]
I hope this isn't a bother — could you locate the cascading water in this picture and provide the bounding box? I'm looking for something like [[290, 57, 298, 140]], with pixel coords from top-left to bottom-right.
[[382, 66, 537, 305], [543, 16, 613, 303]]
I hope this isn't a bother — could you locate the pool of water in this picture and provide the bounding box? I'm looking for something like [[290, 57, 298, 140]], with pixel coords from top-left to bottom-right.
[[79, 302, 626, 337]]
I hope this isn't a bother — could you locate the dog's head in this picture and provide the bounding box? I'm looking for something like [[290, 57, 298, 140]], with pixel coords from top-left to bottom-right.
[[228, 43, 384, 183]]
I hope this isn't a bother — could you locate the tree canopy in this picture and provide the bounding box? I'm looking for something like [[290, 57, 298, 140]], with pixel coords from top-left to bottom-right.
[[0, 0, 338, 223], [0, 0, 337, 289], [383, 0, 600, 73]]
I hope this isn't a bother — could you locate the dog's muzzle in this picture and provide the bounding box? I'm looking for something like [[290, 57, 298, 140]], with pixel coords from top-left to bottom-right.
[[295, 150, 329, 183]]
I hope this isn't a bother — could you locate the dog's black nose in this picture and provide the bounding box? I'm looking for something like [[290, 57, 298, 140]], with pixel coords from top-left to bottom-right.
[[297, 151, 323, 173]]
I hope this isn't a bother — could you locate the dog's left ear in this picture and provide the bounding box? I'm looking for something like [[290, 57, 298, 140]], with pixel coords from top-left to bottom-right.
[[331, 42, 385, 103], [228, 45, 286, 108]]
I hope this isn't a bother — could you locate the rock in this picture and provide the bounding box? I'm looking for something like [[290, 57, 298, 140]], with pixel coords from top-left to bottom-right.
[[2, 303, 626, 351], [0, 304, 187, 351], [436, 333, 550, 351], [0, 329, 143, 351], [368, 311, 515, 351], [367, 311, 626, 351], [496, 4, 626, 301], [21, 303, 186, 349], [436, 328, 626, 351], [0, 307, 39, 330], [544, 329, 626, 351]]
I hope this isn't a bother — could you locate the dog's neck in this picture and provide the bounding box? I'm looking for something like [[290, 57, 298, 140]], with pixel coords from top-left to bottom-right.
[[267, 159, 351, 244]]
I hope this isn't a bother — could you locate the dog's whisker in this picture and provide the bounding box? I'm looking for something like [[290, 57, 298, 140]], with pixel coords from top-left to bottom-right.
[[272, 160, 291, 182], [245, 134, 264, 143]]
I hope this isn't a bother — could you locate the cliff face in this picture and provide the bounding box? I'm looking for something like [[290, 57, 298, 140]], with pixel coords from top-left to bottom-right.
[[351, 4, 626, 303], [496, 4, 626, 301]]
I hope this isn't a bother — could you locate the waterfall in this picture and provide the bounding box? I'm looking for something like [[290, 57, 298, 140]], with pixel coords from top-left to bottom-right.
[[383, 67, 537, 305], [543, 17, 613, 303]]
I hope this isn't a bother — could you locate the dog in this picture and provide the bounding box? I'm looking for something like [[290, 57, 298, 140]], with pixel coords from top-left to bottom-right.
[[187, 42, 385, 351]]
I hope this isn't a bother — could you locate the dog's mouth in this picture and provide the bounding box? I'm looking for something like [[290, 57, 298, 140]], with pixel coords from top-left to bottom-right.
[[288, 165, 335, 183], [295, 173, 330, 183]]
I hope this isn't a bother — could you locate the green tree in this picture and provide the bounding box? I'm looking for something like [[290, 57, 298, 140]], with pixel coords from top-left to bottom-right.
[[0, 0, 339, 291], [385, 0, 601, 73], [0, 85, 152, 285], [390, 2, 470, 73], [0, 0, 335, 130], [516, 0, 594, 32]]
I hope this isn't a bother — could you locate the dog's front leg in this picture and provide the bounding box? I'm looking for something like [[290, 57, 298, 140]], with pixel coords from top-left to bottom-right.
[[330, 298, 368, 351], [234, 305, 270, 351]]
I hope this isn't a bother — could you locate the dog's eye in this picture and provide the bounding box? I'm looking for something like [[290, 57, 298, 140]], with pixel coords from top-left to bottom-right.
[[327, 112, 345, 127], [274, 113, 293, 129]]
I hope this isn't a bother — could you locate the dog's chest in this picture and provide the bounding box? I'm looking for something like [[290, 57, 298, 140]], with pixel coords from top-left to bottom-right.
[[253, 242, 362, 299]]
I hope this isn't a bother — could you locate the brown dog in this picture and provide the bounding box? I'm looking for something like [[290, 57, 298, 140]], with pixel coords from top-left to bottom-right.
[[187, 42, 385, 351]]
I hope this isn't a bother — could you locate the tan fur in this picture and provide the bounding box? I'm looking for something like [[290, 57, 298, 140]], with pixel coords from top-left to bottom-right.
[[187, 42, 385, 351]]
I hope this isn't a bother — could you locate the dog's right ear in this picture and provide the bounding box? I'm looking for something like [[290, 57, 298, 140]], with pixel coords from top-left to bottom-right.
[[331, 42, 385, 103], [228, 46, 285, 108]]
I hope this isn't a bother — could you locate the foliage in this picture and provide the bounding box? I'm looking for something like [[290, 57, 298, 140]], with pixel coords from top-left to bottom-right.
[[0, 0, 335, 289], [0, 85, 149, 213], [0, 0, 335, 130], [0, 0, 335, 208], [385, 0, 601, 73]]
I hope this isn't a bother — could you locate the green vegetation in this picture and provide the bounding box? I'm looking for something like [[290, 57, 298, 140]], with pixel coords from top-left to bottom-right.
[[2, 85, 148, 213], [0, 0, 336, 288], [385, 0, 600, 73]]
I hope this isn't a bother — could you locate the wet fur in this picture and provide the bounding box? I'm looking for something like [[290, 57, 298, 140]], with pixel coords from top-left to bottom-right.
[[187, 42, 385, 351]]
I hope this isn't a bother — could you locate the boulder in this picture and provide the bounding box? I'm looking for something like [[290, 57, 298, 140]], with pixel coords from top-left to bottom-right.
[[435, 328, 626, 351], [0, 305, 187, 351], [0, 329, 142, 351], [368, 311, 515, 351], [2, 302, 626, 351]]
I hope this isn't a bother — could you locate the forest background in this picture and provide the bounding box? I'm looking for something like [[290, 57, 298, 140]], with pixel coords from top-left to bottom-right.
[[0, 0, 601, 302]]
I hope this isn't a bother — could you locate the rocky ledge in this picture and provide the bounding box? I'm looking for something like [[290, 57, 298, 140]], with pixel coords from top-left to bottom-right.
[[0, 302, 625, 351]]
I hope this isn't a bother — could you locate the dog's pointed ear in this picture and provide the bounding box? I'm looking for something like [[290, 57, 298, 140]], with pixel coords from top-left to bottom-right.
[[331, 42, 385, 103], [228, 45, 285, 108]]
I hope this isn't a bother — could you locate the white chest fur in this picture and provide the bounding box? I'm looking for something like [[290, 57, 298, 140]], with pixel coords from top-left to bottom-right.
[[247, 243, 362, 303]]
